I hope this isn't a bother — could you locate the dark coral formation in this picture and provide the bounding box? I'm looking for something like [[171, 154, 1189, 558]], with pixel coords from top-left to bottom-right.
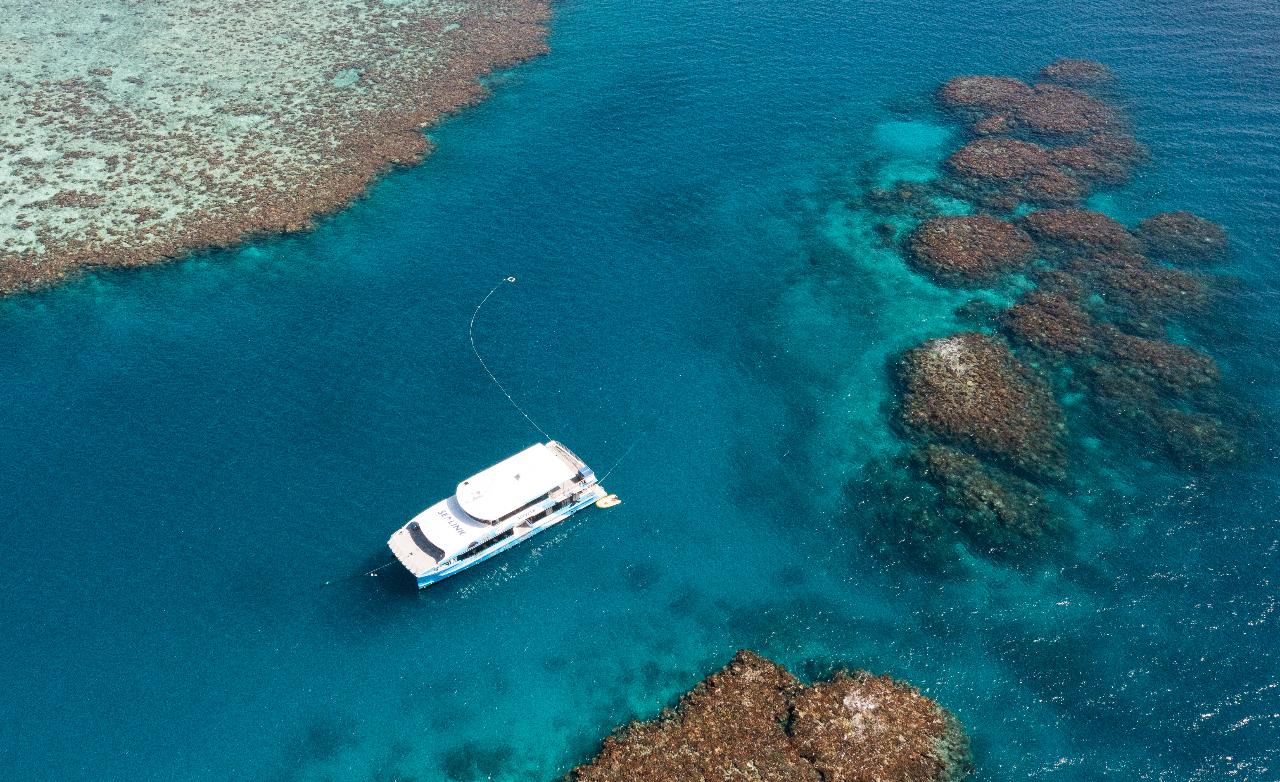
[[1101, 330, 1221, 394], [1087, 365, 1240, 469], [1000, 289, 1098, 358], [568, 650, 971, 782], [913, 445, 1057, 550], [908, 216, 1036, 283], [1047, 143, 1131, 186], [898, 333, 1066, 477], [1136, 211, 1229, 264], [937, 69, 1124, 142], [937, 75, 1032, 115], [1021, 208, 1141, 256], [1011, 84, 1116, 136], [861, 60, 1243, 566], [1083, 253, 1208, 321], [1038, 58, 1115, 89], [946, 138, 1052, 182], [929, 60, 1147, 213], [945, 139, 1085, 208]]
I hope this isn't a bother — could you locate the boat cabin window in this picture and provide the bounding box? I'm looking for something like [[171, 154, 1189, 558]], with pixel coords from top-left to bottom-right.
[[462, 529, 514, 560], [406, 521, 446, 560]]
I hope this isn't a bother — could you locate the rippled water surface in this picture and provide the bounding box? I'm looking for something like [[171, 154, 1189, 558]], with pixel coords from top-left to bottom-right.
[[1, 0, 1278, 779]]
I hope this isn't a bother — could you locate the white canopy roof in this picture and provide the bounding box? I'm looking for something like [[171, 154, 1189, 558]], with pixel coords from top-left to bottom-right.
[[455, 443, 578, 522]]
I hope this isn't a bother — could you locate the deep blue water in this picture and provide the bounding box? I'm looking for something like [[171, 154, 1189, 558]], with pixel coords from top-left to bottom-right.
[[2, 0, 1279, 779]]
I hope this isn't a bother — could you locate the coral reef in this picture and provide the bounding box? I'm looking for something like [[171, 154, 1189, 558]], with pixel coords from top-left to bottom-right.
[[937, 76, 1032, 114], [1012, 84, 1116, 136], [1021, 208, 1141, 256], [1101, 330, 1221, 394], [1000, 289, 1098, 358], [912, 445, 1057, 550], [1136, 211, 1229, 264], [946, 139, 1086, 209], [0, 0, 551, 294], [1047, 144, 1131, 186], [936, 69, 1122, 140], [853, 60, 1243, 566], [568, 650, 972, 782], [946, 138, 1052, 183], [898, 333, 1066, 477], [1087, 365, 1240, 469], [1086, 254, 1208, 321], [1038, 58, 1115, 89], [908, 216, 1037, 283]]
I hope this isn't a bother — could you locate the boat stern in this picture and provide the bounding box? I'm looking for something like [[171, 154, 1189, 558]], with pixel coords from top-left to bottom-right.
[[387, 521, 443, 584]]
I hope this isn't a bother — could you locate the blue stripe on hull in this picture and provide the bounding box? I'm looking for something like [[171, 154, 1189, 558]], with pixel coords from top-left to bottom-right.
[[415, 495, 600, 588]]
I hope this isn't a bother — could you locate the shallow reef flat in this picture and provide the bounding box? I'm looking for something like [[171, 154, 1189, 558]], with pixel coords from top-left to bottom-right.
[[568, 650, 972, 782], [0, 0, 549, 293]]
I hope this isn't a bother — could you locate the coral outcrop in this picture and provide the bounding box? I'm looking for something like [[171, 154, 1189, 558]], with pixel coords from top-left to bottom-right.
[[1087, 254, 1208, 321], [1021, 208, 1141, 256], [912, 445, 1057, 550], [947, 138, 1052, 182], [898, 333, 1066, 477], [937, 76, 1032, 114], [1047, 144, 1131, 186], [1038, 58, 1115, 89], [1101, 330, 1221, 393], [567, 650, 972, 782], [1087, 365, 1240, 469], [946, 139, 1086, 208], [1135, 211, 1229, 264], [908, 216, 1037, 283], [857, 60, 1243, 566], [1000, 289, 1098, 358], [1012, 84, 1116, 136]]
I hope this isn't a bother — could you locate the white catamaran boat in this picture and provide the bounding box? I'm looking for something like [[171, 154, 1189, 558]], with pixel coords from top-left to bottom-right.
[[388, 441, 610, 588]]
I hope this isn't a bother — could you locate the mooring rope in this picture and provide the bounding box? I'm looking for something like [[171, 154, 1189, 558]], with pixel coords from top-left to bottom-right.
[[323, 558, 398, 587], [470, 276, 553, 442], [600, 432, 644, 484]]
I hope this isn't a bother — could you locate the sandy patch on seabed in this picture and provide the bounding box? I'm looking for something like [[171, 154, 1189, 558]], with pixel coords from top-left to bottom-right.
[[0, 0, 549, 293]]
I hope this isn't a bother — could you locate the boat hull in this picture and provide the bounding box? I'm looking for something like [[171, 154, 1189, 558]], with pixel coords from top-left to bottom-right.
[[413, 485, 606, 588]]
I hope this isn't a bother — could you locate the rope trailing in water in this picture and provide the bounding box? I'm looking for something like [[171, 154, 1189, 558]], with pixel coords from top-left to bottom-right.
[[323, 558, 398, 587], [600, 432, 644, 483], [469, 276, 552, 442]]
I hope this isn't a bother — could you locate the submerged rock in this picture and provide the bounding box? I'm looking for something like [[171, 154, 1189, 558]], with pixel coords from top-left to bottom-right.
[[1000, 289, 1099, 358], [1021, 208, 1141, 256], [912, 445, 1057, 550], [568, 650, 972, 782], [1102, 329, 1221, 394], [1012, 84, 1117, 136], [947, 138, 1051, 182], [937, 75, 1033, 114], [1038, 58, 1115, 89], [1135, 211, 1229, 264], [1088, 365, 1240, 469], [898, 333, 1066, 477], [908, 216, 1037, 283], [946, 139, 1088, 208]]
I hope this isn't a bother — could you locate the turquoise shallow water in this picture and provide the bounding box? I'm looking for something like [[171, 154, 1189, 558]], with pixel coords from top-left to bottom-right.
[[2, 0, 1279, 779]]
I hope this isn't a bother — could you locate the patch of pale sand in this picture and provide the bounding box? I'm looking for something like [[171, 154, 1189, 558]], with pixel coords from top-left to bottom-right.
[[0, 0, 549, 293]]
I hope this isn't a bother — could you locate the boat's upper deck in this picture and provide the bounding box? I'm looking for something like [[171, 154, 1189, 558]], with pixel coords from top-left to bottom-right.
[[388, 442, 596, 577], [455, 442, 583, 522]]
